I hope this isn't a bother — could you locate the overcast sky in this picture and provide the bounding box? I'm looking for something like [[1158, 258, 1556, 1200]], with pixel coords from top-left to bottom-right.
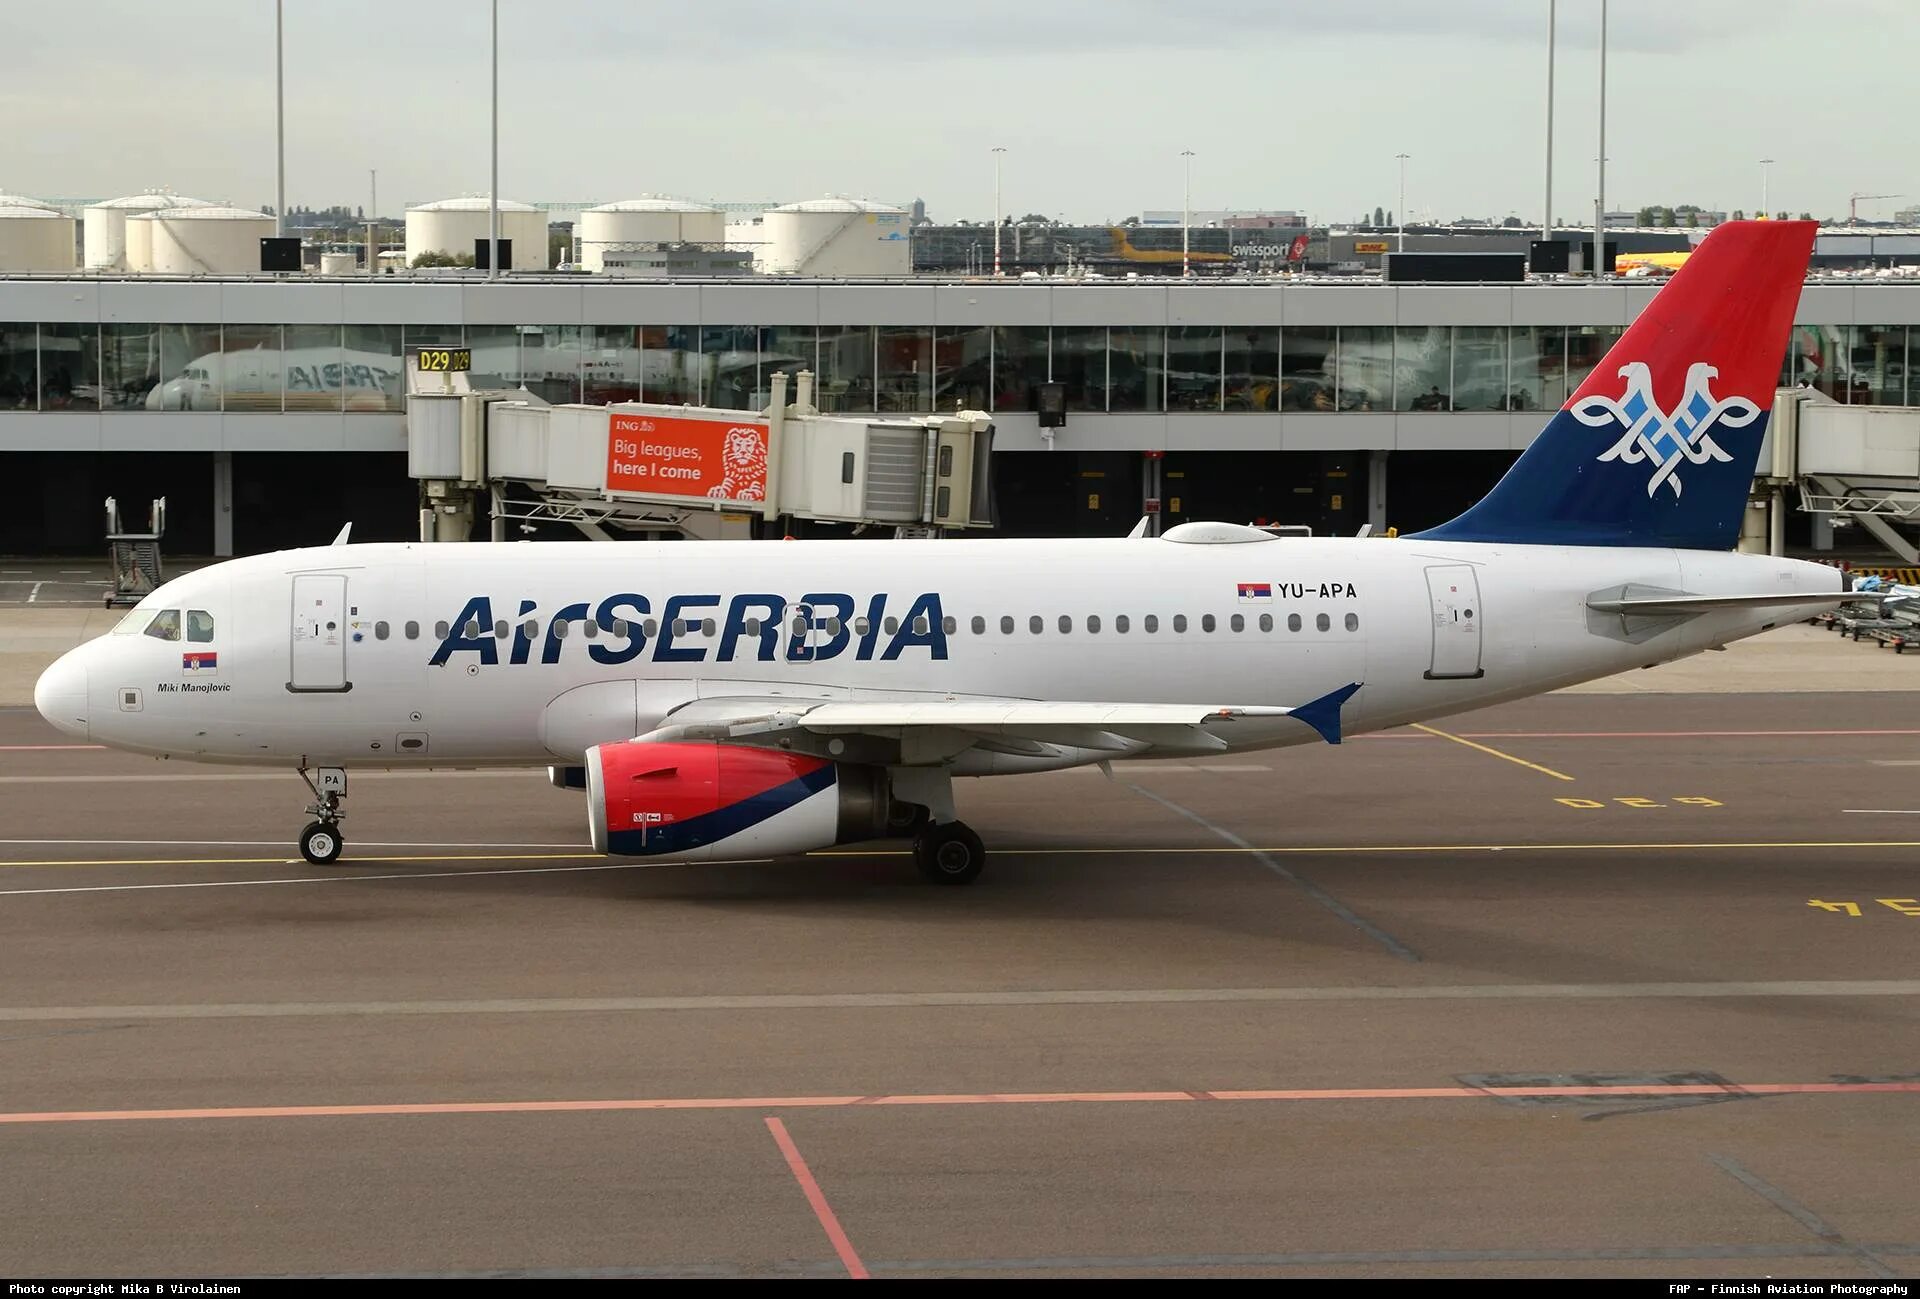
[[3, 1, 1912, 224]]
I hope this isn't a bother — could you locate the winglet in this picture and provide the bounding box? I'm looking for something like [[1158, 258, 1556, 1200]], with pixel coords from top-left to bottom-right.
[[1289, 682, 1363, 745], [330, 522, 353, 546], [1126, 516, 1151, 539]]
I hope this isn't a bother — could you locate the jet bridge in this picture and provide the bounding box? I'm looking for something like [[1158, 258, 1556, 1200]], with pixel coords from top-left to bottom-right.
[[405, 361, 995, 542], [1762, 388, 1920, 563]]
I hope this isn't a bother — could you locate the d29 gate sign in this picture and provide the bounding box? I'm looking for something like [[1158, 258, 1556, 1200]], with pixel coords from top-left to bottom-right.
[[605, 412, 769, 504]]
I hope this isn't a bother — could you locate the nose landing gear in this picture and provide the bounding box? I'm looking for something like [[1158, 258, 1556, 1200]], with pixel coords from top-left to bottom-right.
[[297, 766, 347, 865]]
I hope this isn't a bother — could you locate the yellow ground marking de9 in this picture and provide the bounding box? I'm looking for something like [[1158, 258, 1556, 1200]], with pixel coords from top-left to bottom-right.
[[1810, 899, 1920, 917], [1409, 723, 1575, 782], [1556, 796, 1724, 810]]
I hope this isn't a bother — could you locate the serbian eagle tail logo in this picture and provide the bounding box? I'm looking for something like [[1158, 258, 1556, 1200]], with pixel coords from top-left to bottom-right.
[[1413, 220, 1817, 550]]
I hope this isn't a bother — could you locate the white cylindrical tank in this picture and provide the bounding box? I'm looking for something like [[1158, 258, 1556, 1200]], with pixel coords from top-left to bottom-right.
[[0, 194, 56, 210], [404, 195, 547, 267], [125, 213, 155, 272], [143, 205, 276, 275], [760, 198, 910, 276], [578, 198, 724, 272], [319, 251, 357, 275], [82, 191, 209, 269], [0, 205, 77, 272]]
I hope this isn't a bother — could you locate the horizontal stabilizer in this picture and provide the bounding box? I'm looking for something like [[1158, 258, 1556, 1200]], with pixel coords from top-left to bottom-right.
[[1586, 591, 1869, 616]]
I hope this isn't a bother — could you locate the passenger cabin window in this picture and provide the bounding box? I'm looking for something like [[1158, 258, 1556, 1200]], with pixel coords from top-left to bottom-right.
[[374, 621, 390, 641], [1000, 616, 1014, 634], [1345, 612, 1360, 632], [1058, 615, 1072, 634], [1202, 614, 1217, 633], [1144, 614, 1159, 633], [1316, 613, 1331, 632], [1115, 615, 1128, 633], [404, 621, 420, 640], [885, 617, 900, 635], [435, 621, 451, 639], [1287, 614, 1302, 632], [971, 616, 986, 635], [1258, 614, 1273, 632], [1028, 615, 1042, 634], [185, 610, 214, 642], [1087, 615, 1101, 633], [1229, 614, 1244, 633], [1172, 614, 1188, 633], [942, 616, 957, 635], [144, 609, 182, 641]]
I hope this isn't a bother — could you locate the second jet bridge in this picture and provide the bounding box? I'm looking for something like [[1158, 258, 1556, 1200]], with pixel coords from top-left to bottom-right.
[[406, 370, 995, 541]]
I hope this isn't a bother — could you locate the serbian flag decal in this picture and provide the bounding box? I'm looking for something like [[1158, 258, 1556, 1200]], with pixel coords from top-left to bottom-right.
[[183, 650, 218, 671], [1237, 583, 1272, 602]]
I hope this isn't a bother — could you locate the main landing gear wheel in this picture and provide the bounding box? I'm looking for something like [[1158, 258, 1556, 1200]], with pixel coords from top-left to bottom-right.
[[299, 821, 344, 865], [914, 821, 986, 886]]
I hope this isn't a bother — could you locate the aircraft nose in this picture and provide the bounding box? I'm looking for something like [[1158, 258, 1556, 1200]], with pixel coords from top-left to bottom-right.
[[33, 648, 89, 740]]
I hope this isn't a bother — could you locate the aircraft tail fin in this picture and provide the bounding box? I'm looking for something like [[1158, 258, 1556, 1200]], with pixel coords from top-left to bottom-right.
[[1412, 220, 1817, 550]]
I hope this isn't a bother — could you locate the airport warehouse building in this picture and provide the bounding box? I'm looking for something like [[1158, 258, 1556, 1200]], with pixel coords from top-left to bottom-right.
[[0, 274, 1916, 553]]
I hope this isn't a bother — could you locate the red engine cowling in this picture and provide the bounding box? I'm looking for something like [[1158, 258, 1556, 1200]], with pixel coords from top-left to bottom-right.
[[585, 741, 892, 861]]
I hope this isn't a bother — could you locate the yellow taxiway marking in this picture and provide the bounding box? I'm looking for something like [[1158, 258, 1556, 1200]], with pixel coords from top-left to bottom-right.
[[4, 842, 1920, 871], [1410, 722, 1577, 782]]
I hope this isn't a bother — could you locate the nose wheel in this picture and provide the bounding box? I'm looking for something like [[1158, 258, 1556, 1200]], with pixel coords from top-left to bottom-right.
[[913, 821, 986, 886], [296, 766, 348, 866]]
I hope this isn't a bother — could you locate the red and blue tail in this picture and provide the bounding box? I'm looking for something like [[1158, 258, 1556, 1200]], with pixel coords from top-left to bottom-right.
[[1414, 220, 1816, 550]]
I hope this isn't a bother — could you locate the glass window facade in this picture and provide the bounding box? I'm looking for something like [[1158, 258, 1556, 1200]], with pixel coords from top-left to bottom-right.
[[1452, 326, 1509, 412], [5, 320, 1917, 420], [1, 324, 36, 410], [1391, 326, 1446, 411], [219, 325, 283, 412], [342, 324, 403, 412], [1225, 327, 1278, 411], [1509, 325, 1564, 412], [584, 325, 642, 405], [1280, 325, 1334, 410], [1337, 327, 1389, 411], [1052, 325, 1105, 411], [935, 325, 990, 412], [1109, 327, 1164, 412], [700, 325, 757, 408], [991, 325, 1047, 411], [1167, 327, 1221, 411], [817, 325, 873, 411], [876, 325, 932, 413]]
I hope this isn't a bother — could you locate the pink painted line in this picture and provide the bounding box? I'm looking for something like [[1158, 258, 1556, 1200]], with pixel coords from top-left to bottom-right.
[[766, 1117, 868, 1280], [1358, 730, 1920, 740], [0, 1081, 1914, 1126]]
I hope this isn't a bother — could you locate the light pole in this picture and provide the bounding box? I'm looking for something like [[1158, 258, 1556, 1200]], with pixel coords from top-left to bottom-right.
[[992, 146, 1005, 277], [1760, 157, 1774, 219], [1395, 153, 1410, 251], [274, 0, 284, 236], [488, 0, 499, 280], [1594, 0, 1607, 280], [1181, 150, 1195, 278], [367, 169, 377, 275], [1543, 0, 1555, 236]]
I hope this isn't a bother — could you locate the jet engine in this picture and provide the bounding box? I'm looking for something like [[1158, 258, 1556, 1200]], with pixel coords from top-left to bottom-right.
[[584, 741, 894, 861]]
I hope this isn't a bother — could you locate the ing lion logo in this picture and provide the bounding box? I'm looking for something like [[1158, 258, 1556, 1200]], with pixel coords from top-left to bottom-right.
[[1574, 361, 1761, 499], [706, 426, 768, 501]]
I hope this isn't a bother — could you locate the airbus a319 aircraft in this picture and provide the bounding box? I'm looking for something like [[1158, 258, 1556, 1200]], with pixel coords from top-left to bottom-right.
[[35, 222, 1853, 884]]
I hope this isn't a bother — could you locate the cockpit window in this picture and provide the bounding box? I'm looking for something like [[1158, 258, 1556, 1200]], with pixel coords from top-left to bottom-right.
[[144, 609, 182, 641], [185, 610, 215, 643], [113, 608, 151, 634]]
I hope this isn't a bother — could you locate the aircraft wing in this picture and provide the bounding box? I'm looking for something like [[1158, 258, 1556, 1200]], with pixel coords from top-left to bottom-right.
[[631, 682, 1363, 764]]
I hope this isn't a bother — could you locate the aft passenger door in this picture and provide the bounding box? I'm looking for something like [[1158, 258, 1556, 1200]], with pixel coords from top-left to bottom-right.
[[290, 574, 350, 692], [1423, 564, 1484, 680]]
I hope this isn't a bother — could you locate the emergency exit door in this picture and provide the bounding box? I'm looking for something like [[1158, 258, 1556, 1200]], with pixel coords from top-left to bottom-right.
[[290, 574, 350, 692], [1423, 564, 1484, 680]]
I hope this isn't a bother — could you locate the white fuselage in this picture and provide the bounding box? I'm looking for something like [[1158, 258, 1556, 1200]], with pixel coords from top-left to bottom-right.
[[36, 536, 1841, 772]]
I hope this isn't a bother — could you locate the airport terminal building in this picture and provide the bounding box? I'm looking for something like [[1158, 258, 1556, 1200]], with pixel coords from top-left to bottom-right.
[[0, 273, 1915, 554]]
